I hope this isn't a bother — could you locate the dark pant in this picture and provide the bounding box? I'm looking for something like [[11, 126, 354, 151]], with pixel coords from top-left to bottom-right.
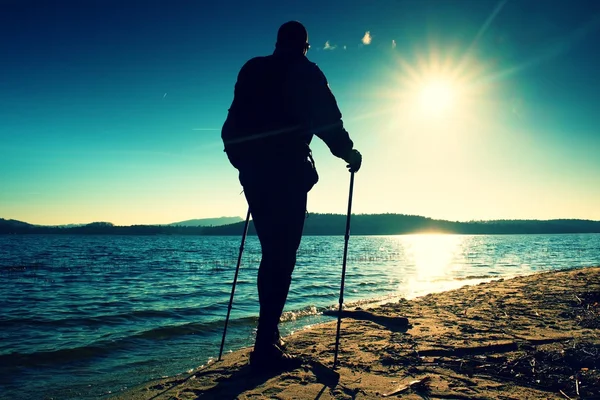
[[241, 173, 307, 349]]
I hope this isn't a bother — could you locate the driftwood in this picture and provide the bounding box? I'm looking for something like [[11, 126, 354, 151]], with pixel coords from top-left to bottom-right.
[[382, 376, 431, 397]]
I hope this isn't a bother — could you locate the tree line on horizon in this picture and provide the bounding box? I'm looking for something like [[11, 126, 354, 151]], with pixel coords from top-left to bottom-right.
[[1, 214, 600, 235]]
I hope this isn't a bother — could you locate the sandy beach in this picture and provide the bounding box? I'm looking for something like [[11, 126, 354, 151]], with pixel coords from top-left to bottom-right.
[[112, 267, 600, 399]]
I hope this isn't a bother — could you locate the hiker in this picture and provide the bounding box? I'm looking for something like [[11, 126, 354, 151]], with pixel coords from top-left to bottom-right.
[[221, 21, 362, 367]]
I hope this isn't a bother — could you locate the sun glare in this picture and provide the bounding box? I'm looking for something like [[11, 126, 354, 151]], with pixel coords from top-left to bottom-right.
[[372, 42, 496, 168], [374, 44, 491, 127], [418, 79, 457, 115]]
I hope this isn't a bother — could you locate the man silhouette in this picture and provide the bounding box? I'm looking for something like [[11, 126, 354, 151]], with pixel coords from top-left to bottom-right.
[[222, 21, 361, 367]]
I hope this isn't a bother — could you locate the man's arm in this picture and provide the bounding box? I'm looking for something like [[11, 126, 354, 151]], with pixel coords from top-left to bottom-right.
[[303, 65, 355, 159], [289, 63, 361, 171]]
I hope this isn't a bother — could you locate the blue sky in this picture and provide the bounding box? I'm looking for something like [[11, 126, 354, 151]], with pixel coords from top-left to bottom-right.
[[1, 0, 599, 225]]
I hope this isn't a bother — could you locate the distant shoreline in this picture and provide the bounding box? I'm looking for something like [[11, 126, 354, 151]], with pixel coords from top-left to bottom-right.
[[2, 214, 600, 235], [2, 231, 600, 236]]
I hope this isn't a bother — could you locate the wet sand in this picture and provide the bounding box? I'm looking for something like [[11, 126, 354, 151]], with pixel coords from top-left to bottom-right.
[[112, 267, 600, 399]]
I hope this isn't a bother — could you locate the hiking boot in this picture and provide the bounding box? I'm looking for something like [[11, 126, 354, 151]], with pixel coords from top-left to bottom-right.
[[256, 326, 286, 349], [249, 343, 302, 371]]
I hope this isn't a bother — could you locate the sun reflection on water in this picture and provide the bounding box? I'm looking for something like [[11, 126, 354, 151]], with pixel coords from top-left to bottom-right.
[[394, 234, 466, 296]]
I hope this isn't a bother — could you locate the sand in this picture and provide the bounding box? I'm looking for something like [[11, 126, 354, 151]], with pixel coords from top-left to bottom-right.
[[112, 267, 600, 399]]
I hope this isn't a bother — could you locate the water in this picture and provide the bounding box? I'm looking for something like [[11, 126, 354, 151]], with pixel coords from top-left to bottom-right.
[[1, 233, 599, 399]]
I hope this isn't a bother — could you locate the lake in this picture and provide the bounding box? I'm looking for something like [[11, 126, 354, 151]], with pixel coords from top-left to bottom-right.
[[1, 233, 599, 399]]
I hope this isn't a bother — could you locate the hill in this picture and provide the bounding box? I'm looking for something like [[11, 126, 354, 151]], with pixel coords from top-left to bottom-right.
[[0, 218, 35, 232], [167, 216, 243, 227], [3, 214, 598, 235]]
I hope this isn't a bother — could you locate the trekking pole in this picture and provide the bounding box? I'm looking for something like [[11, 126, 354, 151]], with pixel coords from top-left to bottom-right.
[[333, 171, 355, 368], [218, 208, 251, 361]]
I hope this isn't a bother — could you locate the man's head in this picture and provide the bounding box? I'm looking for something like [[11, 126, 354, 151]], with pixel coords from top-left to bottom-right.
[[276, 21, 309, 55]]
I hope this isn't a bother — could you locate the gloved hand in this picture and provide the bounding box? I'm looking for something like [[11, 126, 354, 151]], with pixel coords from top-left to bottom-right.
[[344, 149, 362, 173]]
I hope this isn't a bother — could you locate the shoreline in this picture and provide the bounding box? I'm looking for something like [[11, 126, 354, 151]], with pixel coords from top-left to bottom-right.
[[112, 266, 600, 399]]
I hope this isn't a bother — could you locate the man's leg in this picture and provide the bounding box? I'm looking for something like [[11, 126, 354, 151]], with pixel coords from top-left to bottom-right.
[[244, 182, 307, 353]]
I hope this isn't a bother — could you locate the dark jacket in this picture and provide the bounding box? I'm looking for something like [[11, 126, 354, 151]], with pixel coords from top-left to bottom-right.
[[221, 49, 353, 175]]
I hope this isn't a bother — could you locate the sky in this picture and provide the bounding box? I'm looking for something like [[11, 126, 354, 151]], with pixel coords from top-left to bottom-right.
[[1, 0, 599, 225]]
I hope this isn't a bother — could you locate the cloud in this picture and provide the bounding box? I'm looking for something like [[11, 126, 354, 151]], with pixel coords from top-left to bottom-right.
[[323, 40, 337, 51], [392, 40, 396, 49], [362, 31, 372, 45]]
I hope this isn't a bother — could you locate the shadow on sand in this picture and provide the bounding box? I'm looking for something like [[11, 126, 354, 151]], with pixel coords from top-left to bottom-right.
[[322, 309, 410, 333], [188, 358, 339, 399]]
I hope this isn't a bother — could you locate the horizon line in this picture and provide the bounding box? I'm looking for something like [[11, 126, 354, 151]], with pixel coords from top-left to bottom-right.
[[2, 213, 600, 227]]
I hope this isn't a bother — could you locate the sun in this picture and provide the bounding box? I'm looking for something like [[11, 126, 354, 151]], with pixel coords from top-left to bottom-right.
[[372, 43, 493, 135], [418, 79, 457, 116]]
